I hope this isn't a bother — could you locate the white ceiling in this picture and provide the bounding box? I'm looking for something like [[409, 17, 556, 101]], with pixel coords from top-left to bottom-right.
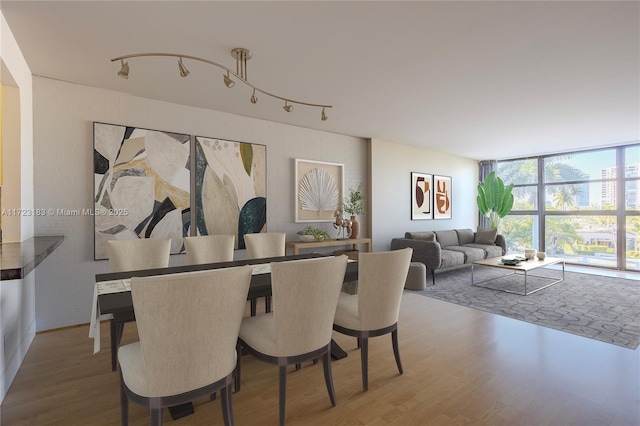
[[1, 1, 638, 160]]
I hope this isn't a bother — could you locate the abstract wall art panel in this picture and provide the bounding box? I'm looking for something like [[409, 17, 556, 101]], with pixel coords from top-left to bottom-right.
[[295, 159, 344, 222], [411, 172, 433, 220], [93, 122, 191, 260], [194, 136, 267, 249], [434, 175, 452, 219]]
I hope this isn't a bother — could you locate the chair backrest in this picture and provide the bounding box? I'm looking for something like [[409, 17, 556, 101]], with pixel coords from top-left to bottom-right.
[[107, 238, 171, 272], [130, 266, 252, 397], [244, 232, 286, 259], [357, 248, 413, 330], [270, 255, 348, 356], [184, 235, 235, 265]]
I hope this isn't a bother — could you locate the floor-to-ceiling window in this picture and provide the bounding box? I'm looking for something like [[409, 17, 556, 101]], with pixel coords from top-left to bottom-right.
[[496, 143, 640, 271]]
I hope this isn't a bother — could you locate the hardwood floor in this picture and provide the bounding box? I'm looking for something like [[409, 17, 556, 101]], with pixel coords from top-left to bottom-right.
[[1, 292, 638, 425]]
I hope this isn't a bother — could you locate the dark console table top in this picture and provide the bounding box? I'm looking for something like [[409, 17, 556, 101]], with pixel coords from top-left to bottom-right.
[[0, 235, 64, 280]]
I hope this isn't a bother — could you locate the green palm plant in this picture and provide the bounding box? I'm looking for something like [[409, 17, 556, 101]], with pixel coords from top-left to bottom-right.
[[477, 172, 514, 229]]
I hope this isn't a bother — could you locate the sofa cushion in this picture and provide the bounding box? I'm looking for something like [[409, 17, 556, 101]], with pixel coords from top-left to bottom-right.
[[434, 230, 459, 248], [475, 227, 497, 245], [405, 231, 435, 241], [465, 243, 503, 258], [455, 229, 475, 245], [440, 249, 465, 269], [446, 246, 486, 263]]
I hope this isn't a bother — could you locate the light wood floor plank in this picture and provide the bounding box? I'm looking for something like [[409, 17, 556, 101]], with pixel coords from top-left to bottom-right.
[[1, 292, 638, 425]]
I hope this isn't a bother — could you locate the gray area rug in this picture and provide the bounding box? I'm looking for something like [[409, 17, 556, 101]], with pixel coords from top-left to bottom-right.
[[414, 266, 640, 349]]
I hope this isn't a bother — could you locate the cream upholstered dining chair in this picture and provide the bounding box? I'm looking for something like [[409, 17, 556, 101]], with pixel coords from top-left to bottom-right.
[[236, 255, 348, 426], [243, 232, 286, 315], [107, 237, 171, 273], [107, 237, 171, 371], [118, 266, 252, 426], [333, 247, 412, 391], [184, 234, 235, 265]]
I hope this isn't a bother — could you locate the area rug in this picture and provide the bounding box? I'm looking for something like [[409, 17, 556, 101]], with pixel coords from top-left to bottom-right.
[[414, 267, 640, 349]]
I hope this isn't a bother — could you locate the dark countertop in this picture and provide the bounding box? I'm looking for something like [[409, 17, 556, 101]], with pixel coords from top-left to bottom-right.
[[0, 235, 65, 280]]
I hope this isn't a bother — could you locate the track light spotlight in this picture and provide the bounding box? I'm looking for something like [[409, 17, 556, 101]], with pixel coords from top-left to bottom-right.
[[283, 101, 293, 113], [321, 107, 328, 121], [178, 57, 190, 77], [250, 88, 258, 104], [117, 60, 129, 79], [223, 71, 235, 88]]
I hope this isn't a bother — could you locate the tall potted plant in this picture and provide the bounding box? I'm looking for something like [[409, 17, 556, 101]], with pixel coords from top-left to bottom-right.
[[343, 184, 365, 238], [477, 172, 514, 229]]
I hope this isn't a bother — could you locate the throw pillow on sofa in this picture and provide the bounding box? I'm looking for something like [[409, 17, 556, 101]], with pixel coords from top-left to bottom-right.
[[405, 232, 435, 241], [475, 227, 497, 245]]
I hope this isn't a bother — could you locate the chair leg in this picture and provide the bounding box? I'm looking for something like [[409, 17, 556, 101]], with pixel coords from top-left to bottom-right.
[[250, 299, 257, 316], [221, 382, 235, 426], [322, 345, 337, 406], [279, 365, 287, 426], [391, 328, 403, 374], [120, 372, 129, 426], [265, 295, 272, 313], [111, 320, 125, 371], [235, 343, 242, 392], [360, 337, 369, 391], [357, 337, 361, 349], [150, 405, 162, 426]]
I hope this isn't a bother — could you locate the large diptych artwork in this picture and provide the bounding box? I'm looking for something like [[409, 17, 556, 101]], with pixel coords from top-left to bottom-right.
[[194, 136, 267, 249], [434, 175, 452, 219], [411, 172, 433, 220], [93, 123, 191, 260]]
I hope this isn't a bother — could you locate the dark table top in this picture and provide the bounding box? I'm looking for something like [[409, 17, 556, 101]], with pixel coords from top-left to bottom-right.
[[0, 235, 64, 280], [97, 253, 359, 322]]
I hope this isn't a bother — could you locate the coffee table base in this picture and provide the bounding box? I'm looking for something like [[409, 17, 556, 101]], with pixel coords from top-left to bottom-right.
[[471, 260, 565, 296]]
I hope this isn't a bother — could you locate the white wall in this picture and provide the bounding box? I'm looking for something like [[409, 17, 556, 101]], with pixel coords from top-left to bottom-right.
[[0, 11, 35, 403], [370, 138, 478, 252], [0, 13, 34, 242], [32, 76, 368, 331]]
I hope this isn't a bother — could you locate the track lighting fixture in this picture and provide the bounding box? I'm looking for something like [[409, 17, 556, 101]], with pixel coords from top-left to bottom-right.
[[117, 60, 129, 79], [223, 71, 235, 88], [178, 57, 190, 77], [111, 47, 331, 121]]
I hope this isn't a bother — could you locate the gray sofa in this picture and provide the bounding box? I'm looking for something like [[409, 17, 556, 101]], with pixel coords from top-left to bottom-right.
[[390, 228, 506, 284]]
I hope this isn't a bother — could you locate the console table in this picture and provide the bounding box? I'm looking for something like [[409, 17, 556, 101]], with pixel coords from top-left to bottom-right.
[[286, 237, 372, 255]]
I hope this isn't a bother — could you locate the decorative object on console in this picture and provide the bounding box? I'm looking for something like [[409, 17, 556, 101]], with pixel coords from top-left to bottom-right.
[[476, 171, 514, 229], [295, 159, 344, 223], [434, 175, 452, 220], [112, 47, 332, 122], [411, 172, 433, 220], [93, 122, 190, 260], [297, 226, 331, 242], [194, 136, 266, 250], [537, 251, 547, 260], [333, 210, 352, 239], [343, 184, 365, 238]]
